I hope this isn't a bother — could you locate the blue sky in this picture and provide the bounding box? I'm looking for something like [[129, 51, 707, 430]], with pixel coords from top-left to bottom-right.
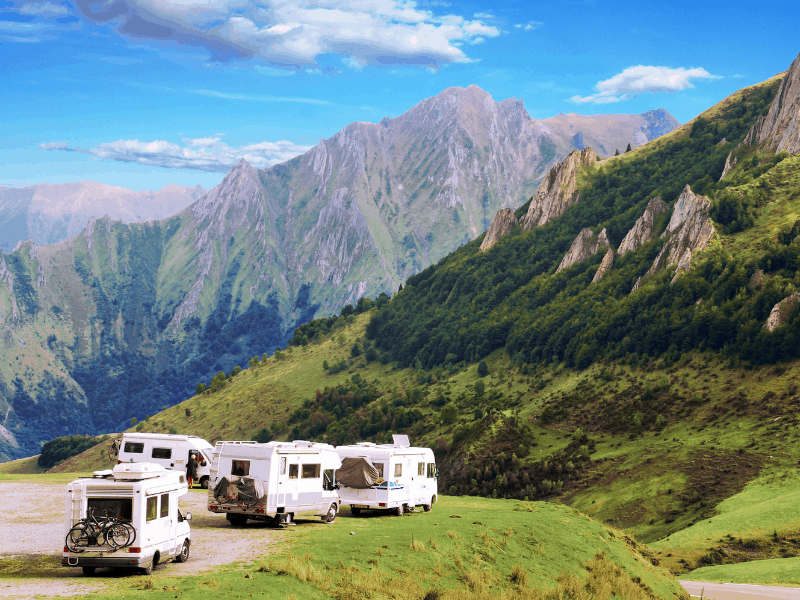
[[1, 0, 798, 191]]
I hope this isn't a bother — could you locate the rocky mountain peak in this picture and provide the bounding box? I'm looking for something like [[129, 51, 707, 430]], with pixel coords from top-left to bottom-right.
[[764, 293, 800, 331], [480, 209, 518, 252], [521, 148, 597, 230], [592, 249, 614, 283], [743, 52, 800, 155], [556, 226, 610, 273], [617, 196, 668, 256]]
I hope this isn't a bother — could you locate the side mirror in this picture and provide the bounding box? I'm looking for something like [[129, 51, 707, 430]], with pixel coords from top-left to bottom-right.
[[185, 512, 192, 521]]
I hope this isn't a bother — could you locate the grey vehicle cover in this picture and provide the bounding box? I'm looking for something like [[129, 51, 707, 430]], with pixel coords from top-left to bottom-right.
[[213, 476, 266, 505], [336, 457, 380, 489]]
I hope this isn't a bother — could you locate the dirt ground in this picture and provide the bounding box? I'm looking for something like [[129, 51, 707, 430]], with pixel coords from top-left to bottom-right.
[[0, 483, 288, 600]]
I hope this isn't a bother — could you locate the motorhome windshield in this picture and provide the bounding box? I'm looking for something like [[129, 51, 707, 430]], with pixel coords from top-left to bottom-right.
[[87, 497, 132, 520]]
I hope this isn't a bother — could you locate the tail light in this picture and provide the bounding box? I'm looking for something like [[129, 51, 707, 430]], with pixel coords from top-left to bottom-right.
[[127, 547, 141, 554], [63, 546, 69, 553], [379, 503, 387, 507], [209, 505, 218, 510], [117, 460, 121, 464]]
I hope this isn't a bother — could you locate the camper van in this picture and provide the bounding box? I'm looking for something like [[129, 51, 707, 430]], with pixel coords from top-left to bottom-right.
[[62, 462, 191, 576], [336, 435, 437, 515], [207, 440, 341, 526], [117, 433, 213, 488]]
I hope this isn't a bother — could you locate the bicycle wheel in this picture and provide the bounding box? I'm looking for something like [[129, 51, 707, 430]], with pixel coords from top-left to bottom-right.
[[66, 524, 92, 552], [121, 521, 136, 545], [105, 523, 131, 548]]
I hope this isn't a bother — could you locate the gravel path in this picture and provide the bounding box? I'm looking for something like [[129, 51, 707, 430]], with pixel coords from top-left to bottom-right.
[[0, 483, 287, 600]]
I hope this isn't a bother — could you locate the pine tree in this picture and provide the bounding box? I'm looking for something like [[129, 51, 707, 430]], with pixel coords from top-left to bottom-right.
[[625, 143, 632, 153]]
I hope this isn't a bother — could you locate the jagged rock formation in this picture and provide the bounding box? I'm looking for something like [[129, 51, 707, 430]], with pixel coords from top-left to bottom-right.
[[617, 197, 669, 256], [480, 209, 518, 252], [521, 148, 597, 230], [742, 52, 800, 155], [719, 151, 738, 181], [592, 249, 614, 283], [0, 181, 205, 251], [556, 227, 609, 272], [764, 293, 800, 331], [749, 269, 766, 289], [631, 185, 715, 292]]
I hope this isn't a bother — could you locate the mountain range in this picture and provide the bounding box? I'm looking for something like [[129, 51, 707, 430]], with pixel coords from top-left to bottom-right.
[[0, 85, 679, 461], [0, 182, 206, 251]]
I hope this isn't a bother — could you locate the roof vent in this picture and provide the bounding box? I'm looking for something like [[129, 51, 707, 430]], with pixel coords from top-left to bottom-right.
[[112, 462, 169, 481], [392, 434, 410, 447]]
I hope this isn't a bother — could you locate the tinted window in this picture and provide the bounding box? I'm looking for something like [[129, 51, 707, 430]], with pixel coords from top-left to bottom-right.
[[124, 442, 144, 454], [232, 460, 250, 476], [301, 464, 320, 478], [427, 463, 436, 478], [160, 493, 170, 518], [289, 464, 299, 479], [152, 447, 172, 459], [146, 497, 158, 522], [87, 498, 132, 521]]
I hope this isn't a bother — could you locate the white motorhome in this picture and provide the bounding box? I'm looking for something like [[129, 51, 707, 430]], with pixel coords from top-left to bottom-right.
[[117, 433, 214, 488], [62, 462, 192, 576], [336, 435, 438, 516], [207, 440, 341, 526]]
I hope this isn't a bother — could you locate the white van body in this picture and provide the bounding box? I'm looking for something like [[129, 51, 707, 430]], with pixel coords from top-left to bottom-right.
[[207, 440, 341, 525], [62, 462, 191, 575], [117, 433, 213, 488], [336, 435, 438, 515]]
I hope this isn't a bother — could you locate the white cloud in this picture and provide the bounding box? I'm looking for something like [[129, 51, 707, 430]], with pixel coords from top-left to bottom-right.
[[40, 137, 312, 172], [19, 1, 69, 17], [570, 65, 719, 104], [72, 0, 501, 69], [514, 21, 541, 31], [188, 88, 329, 104]]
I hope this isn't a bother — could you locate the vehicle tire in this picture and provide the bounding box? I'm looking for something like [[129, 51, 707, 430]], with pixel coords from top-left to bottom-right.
[[82, 566, 96, 576], [141, 563, 152, 576], [66, 524, 91, 553], [350, 507, 361, 517], [324, 503, 338, 523], [227, 514, 248, 527], [175, 540, 190, 563], [106, 523, 131, 548], [200, 477, 209, 489], [423, 496, 435, 512], [393, 505, 404, 517]]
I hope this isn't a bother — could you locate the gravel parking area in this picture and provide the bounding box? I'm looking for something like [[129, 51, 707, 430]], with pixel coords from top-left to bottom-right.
[[0, 483, 286, 599]]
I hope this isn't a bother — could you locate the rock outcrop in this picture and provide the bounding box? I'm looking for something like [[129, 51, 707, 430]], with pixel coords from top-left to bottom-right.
[[742, 52, 800, 155], [719, 151, 738, 181], [764, 293, 800, 331], [480, 209, 518, 252], [592, 249, 614, 283], [520, 148, 597, 230], [617, 197, 669, 256], [631, 185, 715, 292], [557, 227, 610, 273]]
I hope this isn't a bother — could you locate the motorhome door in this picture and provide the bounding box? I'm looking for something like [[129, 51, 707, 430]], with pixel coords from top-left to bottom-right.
[[276, 456, 288, 507]]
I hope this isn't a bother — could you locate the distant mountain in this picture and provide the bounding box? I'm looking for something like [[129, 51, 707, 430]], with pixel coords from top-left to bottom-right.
[[0, 84, 680, 461], [0, 182, 206, 251]]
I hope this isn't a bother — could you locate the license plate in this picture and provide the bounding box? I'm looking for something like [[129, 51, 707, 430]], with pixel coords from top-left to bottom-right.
[[351, 505, 369, 509]]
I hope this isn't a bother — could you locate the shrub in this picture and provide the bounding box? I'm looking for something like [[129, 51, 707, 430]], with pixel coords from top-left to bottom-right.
[[195, 382, 206, 395], [478, 361, 489, 377]]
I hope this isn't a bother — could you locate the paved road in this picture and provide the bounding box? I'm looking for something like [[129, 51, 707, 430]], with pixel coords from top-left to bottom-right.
[[681, 581, 800, 599]]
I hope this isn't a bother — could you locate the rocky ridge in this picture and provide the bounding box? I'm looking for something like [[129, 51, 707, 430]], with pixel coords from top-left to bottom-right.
[[743, 52, 800, 155], [592, 250, 615, 283], [617, 197, 669, 256], [479, 209, 518, 252], [764, 293, 800, 331], [632, 185, 715, 292], [557, 227, 610, 273], [521, 148, 597, 230]]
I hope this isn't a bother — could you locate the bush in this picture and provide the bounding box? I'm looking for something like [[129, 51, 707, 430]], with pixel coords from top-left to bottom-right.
[[195, 382, 206, 395], [478, 361, 489, 377]]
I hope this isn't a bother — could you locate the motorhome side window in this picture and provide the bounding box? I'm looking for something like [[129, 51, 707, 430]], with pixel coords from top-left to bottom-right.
[[124, 442, 144, 454], [152, 447, 172, 459], [87, 497, 132, 520], [146, 496, 158, 522], [427, 463, 436, 478], [160, 493, 170, 518], [417, 462, 425, 476], [302, 464, 320, 478], [289, 464, 299, 479], [374, 463, 384, 478], [231, 460, 250, 476], [394, 463, 402, 477]]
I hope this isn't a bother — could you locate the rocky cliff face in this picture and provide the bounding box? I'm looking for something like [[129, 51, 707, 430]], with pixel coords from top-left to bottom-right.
[[632, 185, 715, 292], [617, 197, 669, 256], [719, 151, 738, 181], [592, 249, 614, 283], [764, 293, 800, 331], [743, 52, 800, 155], [480, 209, 518, 252], [521, 148, 597, 230], [556, 227, 609, 273], [0, 181, 205, 251]]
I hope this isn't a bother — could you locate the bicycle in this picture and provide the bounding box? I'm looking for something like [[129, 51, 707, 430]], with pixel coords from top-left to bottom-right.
[[65, 509, 134, 552]]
